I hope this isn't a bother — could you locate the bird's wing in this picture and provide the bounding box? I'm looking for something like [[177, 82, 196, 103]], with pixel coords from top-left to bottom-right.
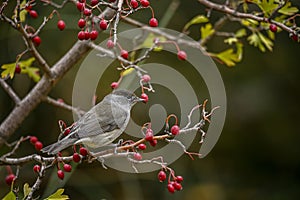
[[76, 100, 129, 138]]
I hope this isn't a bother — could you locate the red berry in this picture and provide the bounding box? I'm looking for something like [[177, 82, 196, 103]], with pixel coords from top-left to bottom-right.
[[167, 183, 175, 193], [149, 18, 158, 27], [29, 10, 38, 18], [149, 139, 157, 147], [99, 19, 108, 30], [90, 30, 98, 40], [269, 24, 277, 33], [76, 2, 84, 11], [63, 164, 72, 172], [73, 153, 81, 162], [15, 64, 21, 74], [25, 5, 32, 11], [175, 175, 183, 183], [79, 147, 88, 156], [140, 93, 148, 103], [78, 18, 86, 28], [177, 50, 187, 61], [106, 39, 114, 48], [57, 20, 66, 31], [158, 170, 166, 182], [140, 0, 150, 7], [57, 170, 64, 180], [111, 82, 119, 89], [121, 49, 129, 59], [173, 182, 182, 191], [5, 174, 16, 185], [32, 36, 41, 46], [130, 0, 139, 9], [78, 31, 85, 40], [64, 128, 71, 136], [35, 141, 43, 151], [291, 34, 298, 42], [84, 31, 90, 40], [134, 152, 142, 160], [138, 143, 147, 150], [145, 129, 153, 141], [142, 74, 151, 82], [33, 165, 41, 173], [91, 0, 99, 6], [171, 125, 180, 135], [30, 136, 38, 144], [83, 8, 92, 16]]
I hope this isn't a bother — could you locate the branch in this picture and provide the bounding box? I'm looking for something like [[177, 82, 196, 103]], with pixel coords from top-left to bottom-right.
[[0, 79, 21, 104]]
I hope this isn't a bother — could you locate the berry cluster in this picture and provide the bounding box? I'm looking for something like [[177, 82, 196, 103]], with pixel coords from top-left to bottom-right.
[[30, 136, 43, 151], [144, 124, 157, 147], [157, 170, 184, 194]]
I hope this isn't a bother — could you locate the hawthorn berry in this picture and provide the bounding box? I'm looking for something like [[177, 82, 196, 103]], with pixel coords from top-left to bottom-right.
[[83, 8, 92, 16], [35, 141, 43, 151], [57, 170, 64, 180], [79, 147, 88, 156], [64, 128, 71, 136], [25, 5, 32, 11], [167, 183, 175, 193], [134, 152, 142, 160], [177, 50, 187, 61], [138, 143, 147, 150], [29, 10, 38, 18], [30, 136, 38, 144], [175, 175, 183, 183], [63, 164, 72, 172], [76, 2, 84, 11], [140, 0, 150, 7], [173, 182, 182, 191], [142, 74, 151, 82], [57, 20, 66, 31], [106, 39, 114, 48], [291, 34, 298, 42], [15, 64, 21, 74], [32, 36, 42, 46], [130, 0, 139, 9], [91, 0, 99, 6], [145, 129, 153, 141], [33, 165, 41, 173], [111, 82, 119, 89], [171, 125, 180, 135], [5, 174, 16, 185], [140, 93, 149, 103], [158, 170, 167, 182], [90, 30, 98, 40], [73, 153, 81, 162], [84, 31, 90, 40], [78, 31, 85, 40], [149, 139, 157, 147], [269, 24, 277, 33], [99, 19, 108, 30], [120, 49, 129, 59], [149, 17, 158, 27], [78, 18, 86, 28]]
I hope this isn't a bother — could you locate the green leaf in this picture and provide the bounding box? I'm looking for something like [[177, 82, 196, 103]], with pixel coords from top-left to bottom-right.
[[2, 191, 16, 200], [23, 67, 40, 82], [257, 0, 278, 16], [45, 189, 69, 200], [140, 33, 166, 51], [279, 2, 299, 15], [224, 37, 238, 45], [23, 183, 31, 200], [258, 32, 273, 51], [13, 0, 27, 22], [200, 23, 215, 40], [1, 62, 16, 79], [235, 29, 247, 38], [247, 32, 266, 52], [211, 46, 242, 67], [183, 15, 209, 31]]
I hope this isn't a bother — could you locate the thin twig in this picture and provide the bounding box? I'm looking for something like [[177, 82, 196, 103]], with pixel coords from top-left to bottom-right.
[[0, 79, 21, 104]]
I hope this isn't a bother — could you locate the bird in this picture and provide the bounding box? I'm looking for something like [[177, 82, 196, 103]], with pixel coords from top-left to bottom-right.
[[42, 90, 144, 155]]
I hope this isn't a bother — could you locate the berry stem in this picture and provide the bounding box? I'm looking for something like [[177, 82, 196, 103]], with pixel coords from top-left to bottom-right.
[[165, 114, 178, 125]]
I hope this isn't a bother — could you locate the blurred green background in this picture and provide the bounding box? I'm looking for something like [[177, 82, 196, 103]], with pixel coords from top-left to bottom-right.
[[1, 0, 300, 199]]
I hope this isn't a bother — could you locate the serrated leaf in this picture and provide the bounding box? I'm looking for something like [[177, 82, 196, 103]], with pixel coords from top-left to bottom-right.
[[2, 191, 16, 200], [267, 30, 275, 40], [45, 189, 69, 200], [247, 33, 265, 52], [1, 62, 16, 79], [257, 0, 278, 16], [279, 2, 299, 15], [200, 23, 215, 40], [235, 29, 247, 38], [224, 37, 238, 45], [23, 183, 31, 199], [211, 48, 240, 67], [183, 15, 209, 31], [23, 67, 40, 82], [241, 19, 259, 27], [258, 32, 273, 51]]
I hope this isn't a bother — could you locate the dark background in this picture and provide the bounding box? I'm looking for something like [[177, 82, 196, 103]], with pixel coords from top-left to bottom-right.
[[1, 0, 300, 199]]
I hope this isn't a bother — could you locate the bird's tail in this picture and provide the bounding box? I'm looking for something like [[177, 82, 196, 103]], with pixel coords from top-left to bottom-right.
[[41, 138, 77, 155]]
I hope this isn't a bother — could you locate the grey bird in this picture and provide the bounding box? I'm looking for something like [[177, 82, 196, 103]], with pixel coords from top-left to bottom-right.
[[42, 90, 144, 155]]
